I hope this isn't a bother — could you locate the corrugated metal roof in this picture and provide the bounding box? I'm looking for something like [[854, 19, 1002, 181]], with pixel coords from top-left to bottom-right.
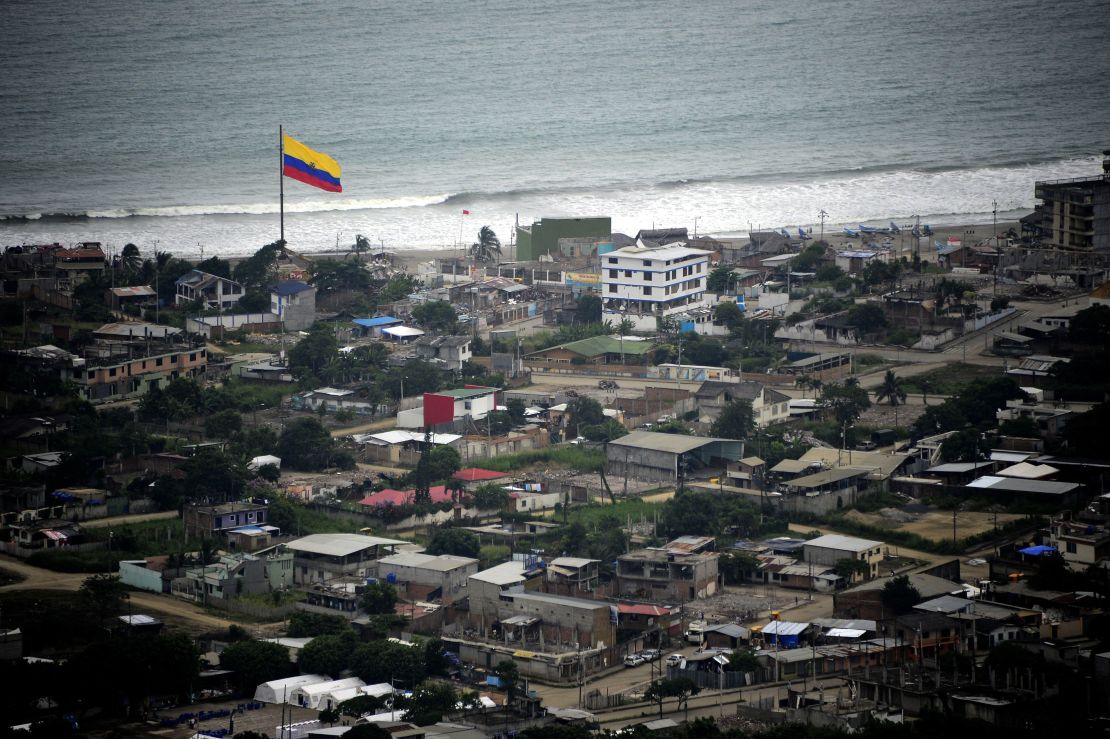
[[608, 430, 737, 454]]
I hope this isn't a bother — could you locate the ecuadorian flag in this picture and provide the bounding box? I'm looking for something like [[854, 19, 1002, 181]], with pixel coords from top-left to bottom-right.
[[282, 133, 342, 193]]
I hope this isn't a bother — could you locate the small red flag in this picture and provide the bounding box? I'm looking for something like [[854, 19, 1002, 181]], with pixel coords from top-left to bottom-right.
[[462, 209, 470, 215]]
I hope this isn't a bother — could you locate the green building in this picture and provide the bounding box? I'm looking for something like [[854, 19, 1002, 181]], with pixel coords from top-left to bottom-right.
[[515, 216, 611, 261]]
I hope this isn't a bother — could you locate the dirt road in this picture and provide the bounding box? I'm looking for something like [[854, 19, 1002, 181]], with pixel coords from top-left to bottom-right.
[[0, 555, 241, 631], [82, 510, 180, 528]]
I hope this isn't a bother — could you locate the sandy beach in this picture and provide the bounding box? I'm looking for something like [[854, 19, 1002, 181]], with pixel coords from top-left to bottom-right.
[[298, 219, 1020, 274]]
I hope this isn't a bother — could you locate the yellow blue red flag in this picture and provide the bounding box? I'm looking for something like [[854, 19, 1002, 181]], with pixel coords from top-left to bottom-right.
[[282, 133, 342, 193]]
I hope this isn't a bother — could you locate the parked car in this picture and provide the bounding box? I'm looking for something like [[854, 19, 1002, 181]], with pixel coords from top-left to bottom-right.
[[623, 653, 645, 667], [640, 649, 661, 662], [666, 653, 684, 667]]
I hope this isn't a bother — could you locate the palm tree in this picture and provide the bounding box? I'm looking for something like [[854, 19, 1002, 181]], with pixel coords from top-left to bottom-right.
[[468, 226, 502, 263], [919, 378, 931, 407], [353, 234, 372, 260], [876, 369, 907, 426], [120, 243, 142, 274]]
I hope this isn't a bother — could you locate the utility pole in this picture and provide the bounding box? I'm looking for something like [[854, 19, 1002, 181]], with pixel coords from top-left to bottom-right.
[[819, 209, 828, 243]]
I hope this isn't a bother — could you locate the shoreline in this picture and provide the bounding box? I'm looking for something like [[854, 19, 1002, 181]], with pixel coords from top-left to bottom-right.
[[299, 220, 1022, 274]]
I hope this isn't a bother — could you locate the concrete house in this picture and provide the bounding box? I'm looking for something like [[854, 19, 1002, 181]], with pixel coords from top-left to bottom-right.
[[413, 335, 472, 371], [183, 501, 269, 540], [372, 552, 479, 604], [616, 536, 720, 601], [284, 533, 406, 586], [270, 280, 317, 331], [802, 534, 885, 582], [175, 269, 243, 309]]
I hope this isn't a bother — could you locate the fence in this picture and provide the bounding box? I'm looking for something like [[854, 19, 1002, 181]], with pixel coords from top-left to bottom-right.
[[667, 666, 756, 691]]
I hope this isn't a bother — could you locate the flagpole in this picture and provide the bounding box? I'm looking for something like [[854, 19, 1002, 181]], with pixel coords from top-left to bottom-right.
[[279, 125, 285, 244]]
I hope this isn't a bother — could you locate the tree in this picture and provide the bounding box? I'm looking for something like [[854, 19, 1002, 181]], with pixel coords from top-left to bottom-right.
[[119, 242, 142, 274], [288, 323, 339, 382], [338, 694, 389, 718], [468, 483, 510, 511], [506, 398, 528, 425], [312, 258, 372, 294], [707, 265, 736, 293], [846, 303, 888, 335], [279, 417, 350, 470], [378, 275, 419, 304], [566, 396, 605, 437], [218, 639, 292, 694], [581, 418, 628, 442], [575, 293, 602, 324], [354, 233, 372, 258], [493, 659, 520, 700], [426, 528, 481, 558], [232, 240, 282, 290], [412, 300, 459, 333], [399, 681, 470, 725], [426, 445, 462, 483], [875, 369, 906, 407], [79, 574, 128, 627], [653, 419, 694, 435], [205, 409, 243, 439], [469, 225, 502, 263], [821, 381, 871, 426], [484, 410, 513, 436], [880, 575, 921, 613], [645, 677, 701, 720], [360, 582, 399, 614], [318, 707, 341, 726], [298, 633, 356, 677], [287, 611, 353, 638], [715, 300, 744, 329], [939, 428, 989, 463], [709, 399, 755, 440], [833, 558, 870, 582]]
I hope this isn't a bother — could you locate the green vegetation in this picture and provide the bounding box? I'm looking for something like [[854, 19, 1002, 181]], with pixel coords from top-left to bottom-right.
[[900, 362, 1002, 396], [479, 446, 606, 473]]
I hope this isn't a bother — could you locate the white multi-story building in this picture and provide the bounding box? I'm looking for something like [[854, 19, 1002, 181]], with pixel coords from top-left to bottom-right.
[[601, 241, 712, 332]]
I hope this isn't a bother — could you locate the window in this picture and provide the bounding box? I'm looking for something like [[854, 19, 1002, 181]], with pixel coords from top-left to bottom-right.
[[609, 284, 617, 293], [644, 271, 652, 281], [643, 286, 652, 296], [608, 257, 617, 264], [189, 353, 197, 361], [156, 357, 164, 366], [1066, 541, 1077, 554], [624, 270, 633, 277], [109, 367, 116, 377], [643, 259, 652, 266], [610, 269, 618, 278]]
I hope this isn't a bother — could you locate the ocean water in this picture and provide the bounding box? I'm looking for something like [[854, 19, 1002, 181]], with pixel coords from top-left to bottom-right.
[[0, 0, 1107, 258]]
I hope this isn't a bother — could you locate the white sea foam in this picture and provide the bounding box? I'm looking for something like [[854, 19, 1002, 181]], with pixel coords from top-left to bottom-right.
[[0, 157, 1099, 259]]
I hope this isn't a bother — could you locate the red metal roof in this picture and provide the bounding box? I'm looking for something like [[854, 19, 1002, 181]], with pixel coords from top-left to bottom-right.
[[615, 603, 671, 617], [358, 485, 452, 507], [452, 468, 509, 482]]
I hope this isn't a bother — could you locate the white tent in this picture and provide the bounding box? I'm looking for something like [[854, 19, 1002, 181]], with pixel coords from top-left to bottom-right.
[[319, 681, 394, 709], [291, 677, 366, 709], [249, 454, 282, 470], [253, 674, 330, 703]]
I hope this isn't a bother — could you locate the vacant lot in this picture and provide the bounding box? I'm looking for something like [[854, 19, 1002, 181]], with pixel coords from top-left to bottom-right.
[[845, 508, 1024, 543], [900, 362, 1005, 396]]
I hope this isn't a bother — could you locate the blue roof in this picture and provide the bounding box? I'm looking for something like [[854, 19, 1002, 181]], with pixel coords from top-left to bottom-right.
[[1018, 545, 1057, 556], [353, 316, 401, 328], [271, 280, 313, 296]]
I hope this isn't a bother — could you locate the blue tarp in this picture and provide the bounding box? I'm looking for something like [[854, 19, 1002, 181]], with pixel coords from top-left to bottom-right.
[[1019, 545, 1057, 556], [353, 316, 400, 328]]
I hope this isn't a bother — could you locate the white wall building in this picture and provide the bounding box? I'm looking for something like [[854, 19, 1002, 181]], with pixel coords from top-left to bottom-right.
[[601, 241, 712, 332]]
